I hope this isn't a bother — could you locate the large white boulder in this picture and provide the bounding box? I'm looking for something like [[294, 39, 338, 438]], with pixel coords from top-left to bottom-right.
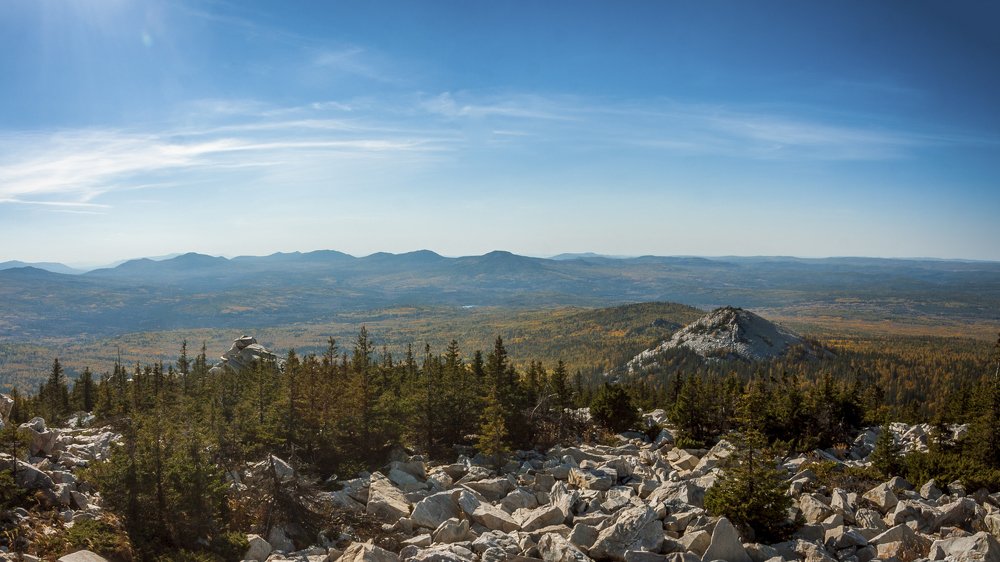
[[702, 517, 751, 562], [367, 472, 411, 523], [19, 417, 59, 457], [244, 534, 272, 562], [928, 532, 1000, 562], [589, 505, 663, 561], [457, 490, 519, 532], [411, 490, 460, 530], [539, 533, 594, 562]]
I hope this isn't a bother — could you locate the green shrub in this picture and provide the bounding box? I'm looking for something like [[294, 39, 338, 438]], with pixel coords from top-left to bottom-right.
[[590, 383, 641, 433], [208, 531, 249, 561], [65, 518, 132, 561], [801, 460, 883, 494], [0, 469, 28, 509]]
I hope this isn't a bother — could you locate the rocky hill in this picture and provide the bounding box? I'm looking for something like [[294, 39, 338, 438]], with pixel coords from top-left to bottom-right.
[[626, 307, 827, 372]]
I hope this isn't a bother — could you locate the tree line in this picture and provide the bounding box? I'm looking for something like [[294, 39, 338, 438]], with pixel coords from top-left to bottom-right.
[[3, 329, 999, 560]]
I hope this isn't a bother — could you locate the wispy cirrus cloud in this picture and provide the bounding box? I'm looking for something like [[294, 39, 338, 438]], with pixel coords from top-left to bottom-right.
[[311, 47, 393, 83], [416, 91, 984, 160], [2, 92, 990, 212], [421, 92, 575, 121], [0, 110, 454, 208]]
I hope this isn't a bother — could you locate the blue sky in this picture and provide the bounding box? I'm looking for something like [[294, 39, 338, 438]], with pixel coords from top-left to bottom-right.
[[1, 1, 999, 265]]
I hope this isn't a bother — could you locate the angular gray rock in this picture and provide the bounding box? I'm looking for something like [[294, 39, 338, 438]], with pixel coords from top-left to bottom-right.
[[825, 526, 868, 550], [471, 531, 521, 557], [931, 497, 977, 531], [244, 534, 272, 562], [647, 481, 705, 508], [406, 544, 479, 562], [661, 555, 700, 562], [799, 493, 835, 524], [550, 482, 580, 521], [569, 523, 600, 551], [433, 518, 470, 544], [19, 417, 59, 457], [516, 505, 566, 532], [501, 487, 540, 513], [589, 505, 663, 561], [466, 477, 515, 501], [854, 507, 887, 530], [862, 482, 898, 513], [458, 490, 519, 532], [14, 459, 54, 490], [694, 439, 735, 472], [869, 524, 931, 561], [568, 467, 616, 491], [389, 467, 425, 491], [367, 472, 411, 523], [920, 479, 943, 501], [666, 450, 699, 472], [702, 517, 751, 562], [928, 531, 1000, 562], [411, 490, 461, 530], [0, 393, 12, 422], [678, 530, 710, 557], [403, 534, 433, 548], [538, 533, 593, 562], [340, 542, 401, 562]]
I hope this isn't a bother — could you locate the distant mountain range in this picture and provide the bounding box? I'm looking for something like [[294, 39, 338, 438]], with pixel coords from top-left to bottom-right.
[[0, 250, 998, 341], [0, 260, 84, 275]]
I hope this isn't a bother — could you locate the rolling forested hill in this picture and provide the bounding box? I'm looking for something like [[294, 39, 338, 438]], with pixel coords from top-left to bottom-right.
[[0, 251, 997, 341]]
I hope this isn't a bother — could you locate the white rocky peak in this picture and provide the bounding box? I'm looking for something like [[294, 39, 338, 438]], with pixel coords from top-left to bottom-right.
[[627, 307, 823, 372]]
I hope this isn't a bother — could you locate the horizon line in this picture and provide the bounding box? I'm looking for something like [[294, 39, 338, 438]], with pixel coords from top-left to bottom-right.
[[3, 248, 999, 273]]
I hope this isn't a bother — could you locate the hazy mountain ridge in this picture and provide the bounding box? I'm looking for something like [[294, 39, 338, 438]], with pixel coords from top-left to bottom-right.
[[0, 260, 83, 275], [0, 250, 998, 341]]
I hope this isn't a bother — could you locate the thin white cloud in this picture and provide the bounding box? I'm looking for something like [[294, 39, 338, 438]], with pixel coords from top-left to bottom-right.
[[49, 209, 108, 215], [422, 92, 573, 121], [0, 112, 453, 206], [309, 101, 354, 112], [1, 92, 990, 211], [416, 92, 984, 160], [311, 46, 400, 84], [0, 198, 109, 208]]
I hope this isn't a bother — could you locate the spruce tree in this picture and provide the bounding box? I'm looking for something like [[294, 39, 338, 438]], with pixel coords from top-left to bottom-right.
[[71, 367, 96, 413], [41, 358, 69, 423], [870, 423, 904, 477], [478, 389, 511, 472], [704, 383, 793, 543], [673, 374, 706, 446]]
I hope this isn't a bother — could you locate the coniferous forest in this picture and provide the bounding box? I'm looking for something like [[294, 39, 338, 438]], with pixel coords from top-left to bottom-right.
[[3, 325, 999, 560]]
